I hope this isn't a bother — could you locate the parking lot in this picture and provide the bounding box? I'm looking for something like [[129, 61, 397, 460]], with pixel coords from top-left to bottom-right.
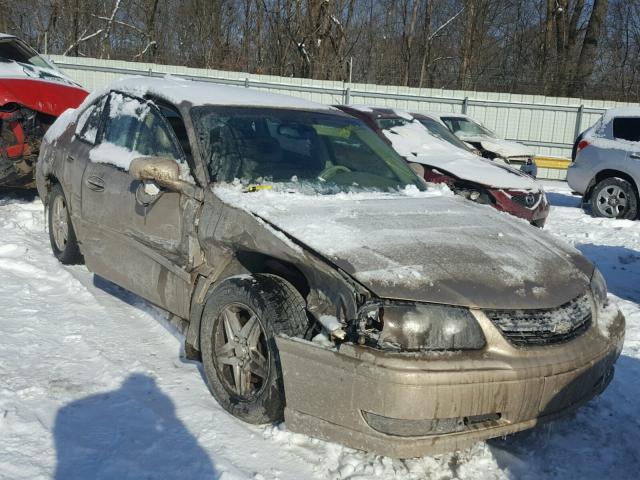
[[0, 180, 638, 480]]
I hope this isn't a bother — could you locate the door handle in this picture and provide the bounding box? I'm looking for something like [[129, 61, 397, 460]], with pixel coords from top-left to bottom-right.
[[66, 155, 75, 163], [631, 153, 640, 159], [86, 175, 105, 192]]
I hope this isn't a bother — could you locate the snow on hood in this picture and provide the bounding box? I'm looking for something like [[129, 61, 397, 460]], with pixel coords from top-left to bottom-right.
[[382, 121, 538, 190], [0, 59, 79, 87], [456, 133, 535, 158], [214, 185, 591, 309]]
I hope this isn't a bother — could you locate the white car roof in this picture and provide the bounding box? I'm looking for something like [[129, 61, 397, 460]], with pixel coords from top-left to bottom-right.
[[601, 107, 640, 125], [109, 76, 333, 111]]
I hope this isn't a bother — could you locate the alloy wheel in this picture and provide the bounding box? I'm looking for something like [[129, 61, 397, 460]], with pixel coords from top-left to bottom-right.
[[596, 185, 628, 218], [213, 303, 270, 400], [51, 195, 69, 251]]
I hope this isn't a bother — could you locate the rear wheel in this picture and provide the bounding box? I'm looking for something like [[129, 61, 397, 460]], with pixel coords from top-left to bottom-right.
[[200, 274, 308, 424], [48, 183, 83, 264], [590, 177, 638, 219]]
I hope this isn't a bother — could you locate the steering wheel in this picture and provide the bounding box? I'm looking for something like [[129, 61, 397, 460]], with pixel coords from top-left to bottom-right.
[[318, 165, 352, 180]]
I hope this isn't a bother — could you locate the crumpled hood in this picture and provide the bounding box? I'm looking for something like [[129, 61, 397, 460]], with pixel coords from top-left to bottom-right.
[[457, 134, 535, 158], [0, 59, 79, 86], [215, 186, 591, 310], [0, 74, 87, 117], [412, 151, 538, 190]]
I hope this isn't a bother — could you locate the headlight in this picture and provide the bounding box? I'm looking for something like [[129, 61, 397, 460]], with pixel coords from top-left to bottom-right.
[[377, 302, 485, 351], [591, 268, 608, 309]]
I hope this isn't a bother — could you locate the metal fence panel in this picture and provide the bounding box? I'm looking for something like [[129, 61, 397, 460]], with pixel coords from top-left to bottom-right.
[[50, 55, 640, 158]]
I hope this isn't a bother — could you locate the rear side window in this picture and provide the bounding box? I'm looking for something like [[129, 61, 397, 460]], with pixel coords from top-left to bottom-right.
[[613, 118, 640, 142], [104, 93, 179, 159], [75, 96, 107, 144]]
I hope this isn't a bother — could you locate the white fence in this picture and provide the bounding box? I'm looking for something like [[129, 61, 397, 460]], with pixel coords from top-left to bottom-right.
[[51, 55, 639, 158]]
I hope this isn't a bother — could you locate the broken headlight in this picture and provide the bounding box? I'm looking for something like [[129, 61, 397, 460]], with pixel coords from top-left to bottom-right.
[[372, 302, 486, 351], [591, 268, 608, 309]]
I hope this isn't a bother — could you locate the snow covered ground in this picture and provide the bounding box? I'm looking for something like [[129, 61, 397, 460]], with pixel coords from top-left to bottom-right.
[[1, 182, 639, 479]]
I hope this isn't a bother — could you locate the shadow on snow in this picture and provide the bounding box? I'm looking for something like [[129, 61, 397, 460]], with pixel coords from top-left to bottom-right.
[[546, 191, 582, 208], [487, 354, 640, 480], [53, 373, 217, 479], [577, 243, 640, 303]]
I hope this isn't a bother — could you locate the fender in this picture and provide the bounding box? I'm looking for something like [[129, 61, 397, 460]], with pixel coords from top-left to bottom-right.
[[0, 79, 88, 116]]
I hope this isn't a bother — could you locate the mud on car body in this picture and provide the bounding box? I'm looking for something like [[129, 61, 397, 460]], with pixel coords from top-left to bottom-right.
[[0, 33, 87, 188], [37, 77, 624, 458]]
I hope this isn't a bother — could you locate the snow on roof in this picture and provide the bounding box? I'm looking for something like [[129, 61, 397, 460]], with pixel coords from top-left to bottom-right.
[[0, 33, 16, 39], [347, 104, 374, 112], [601, 107, 640, 124], [109, 76, 333, 111]]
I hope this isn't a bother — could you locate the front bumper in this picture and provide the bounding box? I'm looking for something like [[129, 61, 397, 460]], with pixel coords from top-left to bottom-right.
[[490, 189, 550, 227], [277, 306, 624, 458]]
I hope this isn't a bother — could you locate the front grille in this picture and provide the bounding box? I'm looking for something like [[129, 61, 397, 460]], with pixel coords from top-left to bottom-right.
[[510, 192, 541, 209], [485, 295, 592, 346]]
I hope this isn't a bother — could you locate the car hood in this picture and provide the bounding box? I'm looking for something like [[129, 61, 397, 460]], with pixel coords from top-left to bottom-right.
[[215, 186, 591, 310], [0, 75, 88, 117], [412, 151, 538, 190], [456, 134, 535, 158], [382, 123, 537, 190]]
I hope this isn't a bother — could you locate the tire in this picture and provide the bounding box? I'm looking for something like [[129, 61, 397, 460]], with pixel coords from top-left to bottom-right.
[[200, 274, 308, 424], [48, 183, 83, 264], [590, 177, 638, 220]]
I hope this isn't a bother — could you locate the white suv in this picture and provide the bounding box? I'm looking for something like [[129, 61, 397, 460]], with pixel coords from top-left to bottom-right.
[[567, 108, 640, 219]]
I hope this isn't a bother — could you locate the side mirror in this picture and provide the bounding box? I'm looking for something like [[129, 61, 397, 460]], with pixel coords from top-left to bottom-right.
[[129, 157, 203, 201]]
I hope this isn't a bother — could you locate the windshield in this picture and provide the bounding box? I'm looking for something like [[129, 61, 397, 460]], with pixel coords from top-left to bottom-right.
[[0, 38, 53, 69], [192, 106, 424, 193], [416, 117, 474, 151], [441, 116, 495, 137]]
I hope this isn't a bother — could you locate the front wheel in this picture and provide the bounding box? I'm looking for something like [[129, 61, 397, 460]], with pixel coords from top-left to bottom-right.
[[590, 177, 638, 219], [200, 274, 308, 424], [48, 183, 83, 264]]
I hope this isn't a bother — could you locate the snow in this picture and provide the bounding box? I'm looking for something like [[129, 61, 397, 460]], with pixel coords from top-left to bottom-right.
[[42, 108, 75, 144], [601, 106, 640, 124], [382, 120, 538, 190], [1, 181, 640, 479], [110, 76, 333, 111], [583, 109, 640, 153], [89, 142, 144, 171], [213, 184, 588, 311], [0, 59, 77, 86]]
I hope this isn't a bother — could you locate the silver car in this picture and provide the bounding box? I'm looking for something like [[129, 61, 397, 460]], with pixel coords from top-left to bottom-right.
[[567, 107, 640, 219]]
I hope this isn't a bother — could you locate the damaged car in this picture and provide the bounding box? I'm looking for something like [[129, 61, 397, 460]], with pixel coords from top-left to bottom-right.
[[37, 77, 624, 458], [1, 33, 87, 188], [336, 105, 549, 227], [434, 112, 538, 177]]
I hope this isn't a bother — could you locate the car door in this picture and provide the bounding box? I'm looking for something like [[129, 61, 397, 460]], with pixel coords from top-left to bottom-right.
[[80, 91, 197, 317], [61, 95, 108, 223]]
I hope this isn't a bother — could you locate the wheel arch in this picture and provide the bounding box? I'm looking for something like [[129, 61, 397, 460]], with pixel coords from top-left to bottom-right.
[[186, 253, 313, 356]]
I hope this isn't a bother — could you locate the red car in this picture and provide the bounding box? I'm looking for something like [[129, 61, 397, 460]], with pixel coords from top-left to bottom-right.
[[1, 34, 88, 188], [336, 105, 550, 227]]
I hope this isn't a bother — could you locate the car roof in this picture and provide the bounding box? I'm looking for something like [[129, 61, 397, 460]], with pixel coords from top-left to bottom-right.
[[109, 76, 333, 111], [602, 107, 640, 123], [431, 112, 468, 120], [338, 104, 414, 119]]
